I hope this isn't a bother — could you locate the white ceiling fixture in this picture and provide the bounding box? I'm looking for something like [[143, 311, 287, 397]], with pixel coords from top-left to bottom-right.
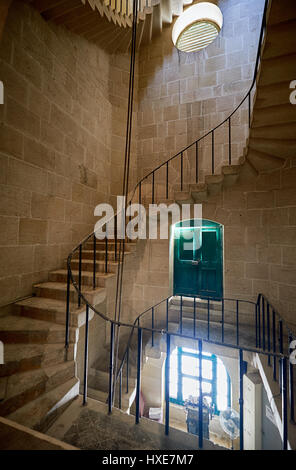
[[172, 2, 223, 53]]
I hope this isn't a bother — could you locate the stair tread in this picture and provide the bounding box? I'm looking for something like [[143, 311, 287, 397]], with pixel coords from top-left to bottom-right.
[[0, 361, 75, 402], [7, 377, 79, 429], [51, 269, 115, 279], [34, 281, 105, 295], [2, 342, 71, 363], [16, 296, 84, 314], [0, 315, 69, 332]]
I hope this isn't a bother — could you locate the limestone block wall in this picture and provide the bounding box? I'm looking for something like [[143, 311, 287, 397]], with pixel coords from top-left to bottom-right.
[[136, 0, 265, 198], [0, 2, 135, 306]]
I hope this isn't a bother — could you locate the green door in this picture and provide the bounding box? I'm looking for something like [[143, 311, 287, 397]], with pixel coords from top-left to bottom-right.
[[173, 220, 223, 300]]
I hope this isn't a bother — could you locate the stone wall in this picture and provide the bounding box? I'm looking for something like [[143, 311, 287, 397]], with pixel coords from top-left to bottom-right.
[[0, 1, 134, 306]]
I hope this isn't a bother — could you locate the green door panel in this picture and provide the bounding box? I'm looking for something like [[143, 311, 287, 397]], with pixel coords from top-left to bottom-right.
[[174, 220, 223, 300]]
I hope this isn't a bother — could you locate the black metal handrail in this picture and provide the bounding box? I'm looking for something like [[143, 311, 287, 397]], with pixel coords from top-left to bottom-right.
[[65, 0, 270, 348], [110, 291, 294, 450]]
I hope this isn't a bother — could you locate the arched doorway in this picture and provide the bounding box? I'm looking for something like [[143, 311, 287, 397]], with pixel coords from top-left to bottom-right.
[[173, 219, 223, 299]]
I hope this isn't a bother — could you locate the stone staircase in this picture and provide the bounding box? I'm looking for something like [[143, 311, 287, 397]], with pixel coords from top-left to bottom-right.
[[0, 240, 135, 430]]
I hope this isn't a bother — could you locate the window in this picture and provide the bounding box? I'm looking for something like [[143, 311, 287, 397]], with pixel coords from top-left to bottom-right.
[[169, 347, 231, 414]]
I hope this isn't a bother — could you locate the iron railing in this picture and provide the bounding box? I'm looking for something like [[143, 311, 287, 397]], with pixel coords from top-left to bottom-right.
[[65, 0, 270, 350]]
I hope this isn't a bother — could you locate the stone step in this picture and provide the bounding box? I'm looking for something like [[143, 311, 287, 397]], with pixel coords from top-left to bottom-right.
[[264, 20, 296, 59], [259, 54, 296, 87], [173, 191, 194, 205], [247, 148, 285, 172], [268, 0, 296, 26], [0, 342, 75, 378], [190, 183, 208, 202], [67, 258, 118, 273], [255, 81, 291, 108], [0, 315, 77, 345], [86, 387, 108, 404], [84, 240, 136, 252], [88, 368, 136, 394], [15, 297, 84, 327], [249, 138, 296, 159], [49, 269, 115, 289], [33, 281, 106, 305], [222, 165, 241, 187], [72, 249, 130, 262], [251, 122, 296, 140], [7, 377, 79, 431], [0, 361, 75, 417], [252, 104, 296, 128], [205, 174, 224, 195]]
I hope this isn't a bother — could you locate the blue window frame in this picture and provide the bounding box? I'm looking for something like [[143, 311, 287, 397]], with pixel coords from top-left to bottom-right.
[[169, 347, 231, 414]]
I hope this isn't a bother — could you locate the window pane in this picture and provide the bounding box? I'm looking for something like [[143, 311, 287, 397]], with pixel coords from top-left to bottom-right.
[[169, 349, 178, 399], [182, 355, 198, 376], [182, 377, 198, 401], [217, 358, 229, 411], [202, 381, 212, 395], [182, 347, 197, 354], [202, 359, 212, 379]]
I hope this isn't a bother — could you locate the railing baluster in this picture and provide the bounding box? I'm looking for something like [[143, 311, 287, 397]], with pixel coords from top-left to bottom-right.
[[105, 234, 108, 274], [126, 347, 129, 393], [198, 339, 203, 449], [207, 298, 210, 340], [228, 117, 231, 165], [180, 152, 183, 191], [119, 370, 122, 410], [255, 302, 258, 348], [222, 298, 224, 343], [114, 215, 117, 262], [193, 296, 196, 338], [195, 141, 199, 183], [279, 320, 283, 391], [248, 92, 251, 128], [282, 357, 288, 450], [272, 309, 277, 381], [135, 327, 142, 424], [262, 296, 266, 350], [78, 244, 82, 308], [83, 305, 89, 406], [65, 266, 70, 348], [93, 234, 96, 289], [289, 334, 295, 423], [108, 322, 115, 414], [236, 300, 239, 346], [180, 295, 183, 334], [165, 333, 170, 436], [166, 162, 169, 199], [258, 297, 261, 349], [239, 349, 244, 451], [151, 307, 154, 347], [267, 303, 271, 365], [166, 298, 169, 331], [211, 131, 215, 174], [139, 181, 141, 205]]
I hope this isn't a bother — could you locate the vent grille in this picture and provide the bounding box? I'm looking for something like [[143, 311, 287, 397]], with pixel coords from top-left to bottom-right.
[[176, 20, 219, 53]]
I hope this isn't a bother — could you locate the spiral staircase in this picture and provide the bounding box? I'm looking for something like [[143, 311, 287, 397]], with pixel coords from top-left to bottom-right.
[[0, 0, 296, 449]]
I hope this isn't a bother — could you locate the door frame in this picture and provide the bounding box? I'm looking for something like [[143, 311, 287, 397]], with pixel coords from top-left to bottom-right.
[[170, 218, 224, 300]]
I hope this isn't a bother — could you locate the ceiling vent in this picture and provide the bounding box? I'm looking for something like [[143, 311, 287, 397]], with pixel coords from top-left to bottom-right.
[[172, 2, 223, 53]]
